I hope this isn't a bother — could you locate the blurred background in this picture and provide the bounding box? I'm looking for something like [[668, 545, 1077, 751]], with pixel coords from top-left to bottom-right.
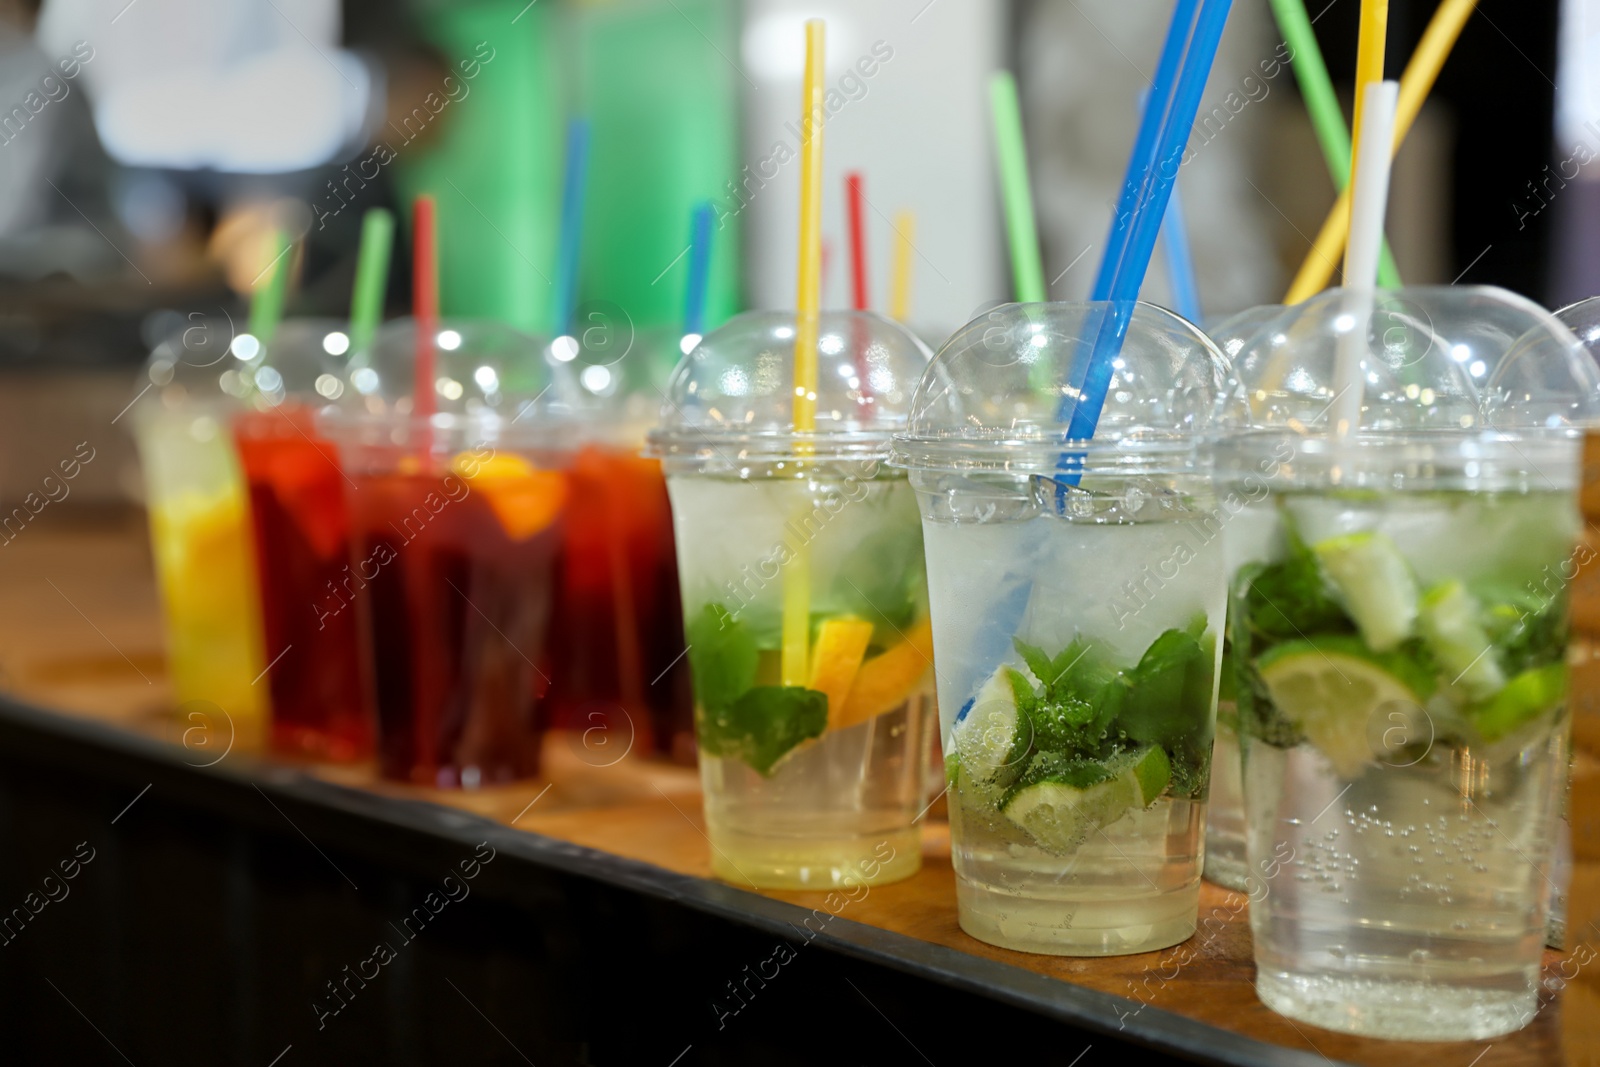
[[0, 0, 1575, 512]]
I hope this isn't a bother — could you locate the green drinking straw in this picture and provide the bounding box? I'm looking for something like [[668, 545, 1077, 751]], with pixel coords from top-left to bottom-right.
[[1267, 0, 1401, 288], [989, 71, 1045, 303], [249, 228, 293, 345], [348, 208, 394, 359]]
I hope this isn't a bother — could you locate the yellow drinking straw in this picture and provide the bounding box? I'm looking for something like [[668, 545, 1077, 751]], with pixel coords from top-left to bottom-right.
[[1345, 0, 1388, 208], [781, 17, 827, 688], [889, 211, 916, 323], [1285, 0, 1477, 302]]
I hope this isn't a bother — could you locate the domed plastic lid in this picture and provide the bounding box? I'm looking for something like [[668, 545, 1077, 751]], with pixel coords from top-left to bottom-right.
[[1207, 304, 1283, 363], [1218, 285, 1599, 432], [547, 323, 691, 446], [646, 309, 933, 465], [322, 317, 575, 447], [140, 314, 258, 412], [889, 301, 1228, 475]]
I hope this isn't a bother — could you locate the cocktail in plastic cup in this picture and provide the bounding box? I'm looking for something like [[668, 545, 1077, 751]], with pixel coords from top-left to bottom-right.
[[1216, 286, 1597, 1039], [544, 325, 693, 761], [132, 318, 268, 747], [891, 302, 1231, 956], [648, 311, 935, 889], [323, 320, 571, 788], [1201, 303, 1287, 894], [231, 319, 371, 761]]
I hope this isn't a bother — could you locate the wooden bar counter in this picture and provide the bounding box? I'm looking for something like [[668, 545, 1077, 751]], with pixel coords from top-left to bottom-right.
[[0, 511, 1586, 1066]]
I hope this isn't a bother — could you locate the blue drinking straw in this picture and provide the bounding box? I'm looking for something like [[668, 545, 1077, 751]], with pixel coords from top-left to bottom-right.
[[552, 118, 591, 339], [1135, 88, 1202, 325], [683, 201, 714, 338], [1160, 181, 1202, 324], [1064, 0, 1234, 447], [1090, 0, 1200, 303]]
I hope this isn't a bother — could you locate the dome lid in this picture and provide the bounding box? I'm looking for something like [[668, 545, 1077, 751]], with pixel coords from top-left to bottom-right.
[[646, 309, 933, 465], [889, 300, 1228, 475]]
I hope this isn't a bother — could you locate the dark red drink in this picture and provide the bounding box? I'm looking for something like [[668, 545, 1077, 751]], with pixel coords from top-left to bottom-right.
[[347, 450, 567, 787], [545, 445, 692, 760], [234, 404, 372, 761]]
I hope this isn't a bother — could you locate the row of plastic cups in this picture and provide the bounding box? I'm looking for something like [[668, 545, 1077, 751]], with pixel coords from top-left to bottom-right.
[[652, 290, 1598, 1042], [131, 317, 694, 786]]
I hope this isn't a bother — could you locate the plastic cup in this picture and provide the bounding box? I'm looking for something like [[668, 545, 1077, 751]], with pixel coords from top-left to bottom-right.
[[131, 319, 269, 747], [322, 320, 572, 788], [891, 301, 1231, 956], [1199, 304, 1287, 893], [543, 324, 694, 762], [231, 319, 372, 761], [648, 310, 936, 889], [1214, 285, 1599, 1039]]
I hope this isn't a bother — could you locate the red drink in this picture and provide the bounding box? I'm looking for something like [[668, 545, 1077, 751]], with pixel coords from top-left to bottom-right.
[[234, 404, 372, 761], [347, 450, 567, 787], [545, 446, 693, 760]]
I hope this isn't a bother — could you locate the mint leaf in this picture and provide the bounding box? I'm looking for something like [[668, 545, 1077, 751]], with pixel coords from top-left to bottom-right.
[[1116, 625, 1216, 765], [686, 603, 757, 712], [1496, 589, 1568, 676], [696, 686, 828, 776], [1013, 638, 1055, 687], [1235, 534, 1352, 645]]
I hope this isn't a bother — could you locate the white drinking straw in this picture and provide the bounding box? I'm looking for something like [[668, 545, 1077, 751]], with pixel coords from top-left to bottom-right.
[[1331, 79, 1400, 439]]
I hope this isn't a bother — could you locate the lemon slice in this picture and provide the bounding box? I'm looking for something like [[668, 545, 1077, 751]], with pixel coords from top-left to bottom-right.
[[808, 616, 874, 729]]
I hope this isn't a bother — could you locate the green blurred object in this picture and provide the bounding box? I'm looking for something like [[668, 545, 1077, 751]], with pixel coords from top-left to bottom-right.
[[394, 0, 563, 333], [249, 228, 293, 345], [573, 0, 742, 335]]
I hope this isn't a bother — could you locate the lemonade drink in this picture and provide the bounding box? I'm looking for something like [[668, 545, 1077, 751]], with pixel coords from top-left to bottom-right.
[[135, 406, 268, 744], [892, 300, 1231, 954], [650, 309, 937, 889], [926, 480, 1224, 954], [1225, 445, 1577, 1039], [668, 467, 933, 887]]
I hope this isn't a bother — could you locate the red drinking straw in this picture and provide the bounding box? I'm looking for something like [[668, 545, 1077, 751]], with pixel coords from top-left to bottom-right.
[[844, 172, 873, 402], [846, 171, 869, 311], [412, 195, 439, 424]]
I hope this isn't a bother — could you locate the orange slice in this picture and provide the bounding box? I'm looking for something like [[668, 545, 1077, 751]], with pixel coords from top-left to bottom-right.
[[809, 616, 875, 729], [450, 452, 567, 541], [834, 617, 935, 731]]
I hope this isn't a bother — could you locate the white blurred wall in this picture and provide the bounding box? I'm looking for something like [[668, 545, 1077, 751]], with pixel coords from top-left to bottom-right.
[[737, 0, 1005, 340]]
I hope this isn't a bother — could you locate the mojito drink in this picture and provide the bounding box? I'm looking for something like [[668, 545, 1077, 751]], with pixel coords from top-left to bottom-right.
[[669, 465, 933, 888], [930, 483, 1224, 955], [1231, 487, 1575, 1039]]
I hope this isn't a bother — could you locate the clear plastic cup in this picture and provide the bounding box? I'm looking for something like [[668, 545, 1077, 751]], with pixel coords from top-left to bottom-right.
[[131, 318, 269, 748], [891, 301, 1231, 956], [1214, 285, 1599, 1039], [322, 319, 573, 788], [648, 310, 936, 889], [544, 323, 694, 762], [1199, 304, 1286, 893], [231, 319, 372, 761]]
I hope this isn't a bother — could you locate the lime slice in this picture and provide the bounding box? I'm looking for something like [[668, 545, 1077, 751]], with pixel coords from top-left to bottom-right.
[[952, 666, 1028, 784], [1313, 531, 1418, 652], [1256, 637, 1429, 779], [1001, 746, 1170, 857], [1417, 581, 1505, 703], [1472, 664, 1566, 741]]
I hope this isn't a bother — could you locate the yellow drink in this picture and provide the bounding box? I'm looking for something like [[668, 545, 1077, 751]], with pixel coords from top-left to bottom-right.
[[134, 407, 268, 747]]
